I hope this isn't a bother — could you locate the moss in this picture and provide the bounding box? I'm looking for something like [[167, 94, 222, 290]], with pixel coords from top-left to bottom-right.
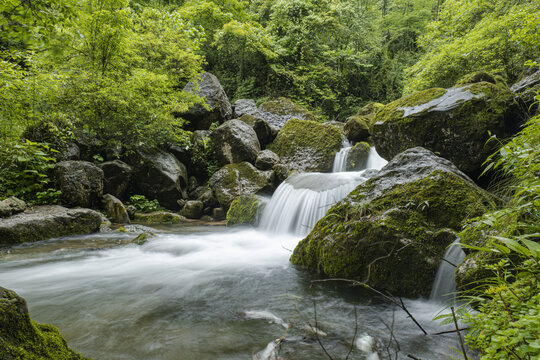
[[0, 287, 90, 360], [259, 97, 314, 121], [226, 195, 261, 226], [269, 118, 342, 172], [290, 170, 496, 296], [133, 211, 184, 224], [238, 114, 258, 126], [357, 102, 385, 117], [346, 142, 371, 171], [372, 83, 517, 177], [455, 71, 507, 87], [344, 116, 371, 141]]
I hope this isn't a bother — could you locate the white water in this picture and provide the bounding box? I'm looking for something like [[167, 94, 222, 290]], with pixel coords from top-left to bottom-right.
[[430, 240, 466, 302], [332, 147, 353, 172], [260, 146, 388, 236]]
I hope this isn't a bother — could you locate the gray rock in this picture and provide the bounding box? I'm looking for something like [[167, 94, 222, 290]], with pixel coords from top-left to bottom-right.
[[99, 160, 133, 201], [126, 149, 188, 210], [197, 187, 218, 209], [511, 69, 540, 112], [274, 163, 291, 183], [346, 142, 371, 171], [182, 200, 204, 219], [233, 99, 258, 118], [255, 150, 279, 171], [102, 194, 130, 224], [344, 116, 371, 142], [0, 206, 102, 245], [0, 197, 26, 218], [178, 72, 232, 130], [238, 114, 274, 148], [63, 143, 80, 160], [209, 162, 274, 208], [55, 161, 104, 208], [133, 211, 186, 225], [210, 120, 261, 166], [126, 205, 137, 220]]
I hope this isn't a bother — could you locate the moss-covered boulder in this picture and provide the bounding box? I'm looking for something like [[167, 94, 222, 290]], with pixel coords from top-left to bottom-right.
[[133, 211, 186, 225], [0, 287, 90, 360], [344, 116, 371, 142], [290, 147, 496, 296], [269, 118, 342, 173], [259, 97, 314, 122], [209, 162, 274, 208], [372, 82, 521, 178], [0, 206, 102, 246], [255, 150, 279, 171], [357, 102, 385, 118], [226, 194, 264, 226], [455, 71, 506, 87], [346, 142, 371, 171], [102, 194, 130, 224]]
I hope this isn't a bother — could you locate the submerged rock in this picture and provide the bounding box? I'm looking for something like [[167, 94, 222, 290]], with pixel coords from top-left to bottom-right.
[[209, 162, 274, 208], [0, 206, 102, 246], [210, 120, 261, 166], [55, 161, 104, 208], [270, 118, 342, 173], [0, 287, 90, 360], [290, 147, 496, 296], [372, 82, 521, 178], [178, 72, 232, 130]]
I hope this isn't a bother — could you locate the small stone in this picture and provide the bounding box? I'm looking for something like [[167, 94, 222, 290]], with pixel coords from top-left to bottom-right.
[[255, 150, 279, 171], [181, 200, 204, 219], [213, 207, 226, 220], [0, 197, 26, 218], [102, 194, 130, 224]]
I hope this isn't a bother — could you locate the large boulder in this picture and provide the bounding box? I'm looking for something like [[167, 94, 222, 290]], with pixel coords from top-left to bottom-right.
[[210, 120, 261, 166], [55, 161, 104, 208], [178, 72, 232, 130], [255, 150, 280, 171], [270, 118, 342, 172], [0, 197, 26, 218], [0, 206, 102, 245], [0, 287, 89, 360], [209, 162, 274, 208], [239, 114, 274, 148], [290, 147, 496, 297], [372, 82, 521, 178], [99, 160, 133, 201], [126, 149, 188, 210]]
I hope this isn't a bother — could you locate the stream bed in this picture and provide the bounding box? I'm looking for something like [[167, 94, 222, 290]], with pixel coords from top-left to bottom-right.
[[0, 225, 462, 360]]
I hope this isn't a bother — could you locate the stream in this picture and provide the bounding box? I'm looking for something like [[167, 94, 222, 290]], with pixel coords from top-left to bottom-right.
[[0, 147, 463, 359]]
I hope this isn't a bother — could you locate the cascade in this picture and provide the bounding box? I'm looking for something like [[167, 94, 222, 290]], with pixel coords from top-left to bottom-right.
[[259, 147, 388, 236], [332, 146, 353, 172], [430, 240, 466, 302]]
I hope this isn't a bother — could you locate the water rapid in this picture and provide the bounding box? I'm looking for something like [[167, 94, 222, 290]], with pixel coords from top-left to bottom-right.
[[332, 147, 353, 172]]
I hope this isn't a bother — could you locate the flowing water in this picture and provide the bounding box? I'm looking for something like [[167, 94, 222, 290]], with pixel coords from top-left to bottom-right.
[[332, 147, 353, 172], [0, 146, 463, 360], [430, 240, 466, 302]]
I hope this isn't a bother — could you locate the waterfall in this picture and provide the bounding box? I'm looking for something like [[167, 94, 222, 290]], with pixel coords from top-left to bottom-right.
[[332, 146, 353, 172], [260, 147, 388, 236], [430, 240, 466, 302], [259, 171, 371, 235]]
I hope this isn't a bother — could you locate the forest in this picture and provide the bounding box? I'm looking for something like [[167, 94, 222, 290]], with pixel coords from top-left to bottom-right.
[[0, 0, 539, 359]]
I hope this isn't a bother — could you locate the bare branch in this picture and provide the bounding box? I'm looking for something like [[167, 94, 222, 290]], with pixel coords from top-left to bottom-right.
[[451, 306, 469, 360]]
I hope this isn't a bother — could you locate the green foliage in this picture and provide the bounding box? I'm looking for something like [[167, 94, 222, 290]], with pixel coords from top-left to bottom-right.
[[0, 138, 60, 203], [127, 195, 161, 213], [405, 0, 540, 92], [458, 108, 540, 359]]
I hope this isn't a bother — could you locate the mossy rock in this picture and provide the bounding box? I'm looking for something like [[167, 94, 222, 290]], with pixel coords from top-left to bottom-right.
[[372, 83, 520, 178], [455, 71, 507, 87], [290, 147, 496, 296], [226, 194, 264, 226], [0, 287, 90, 360], [209, 162, 275, 208], [269, 118, 342, 173], [344, 116, 371, 142], [346, 142, 371, 171], [356, 102, 385, 123], [133, 211, 185, 225], [259, 97, 314, 121]]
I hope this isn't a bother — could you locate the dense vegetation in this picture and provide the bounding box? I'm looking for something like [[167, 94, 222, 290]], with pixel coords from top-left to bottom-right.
[[1, 0, 539, 358]]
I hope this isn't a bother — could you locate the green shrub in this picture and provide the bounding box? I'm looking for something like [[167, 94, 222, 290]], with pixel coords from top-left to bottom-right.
[[0, 138, 60, 204], [127, 195, 161, 213]]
